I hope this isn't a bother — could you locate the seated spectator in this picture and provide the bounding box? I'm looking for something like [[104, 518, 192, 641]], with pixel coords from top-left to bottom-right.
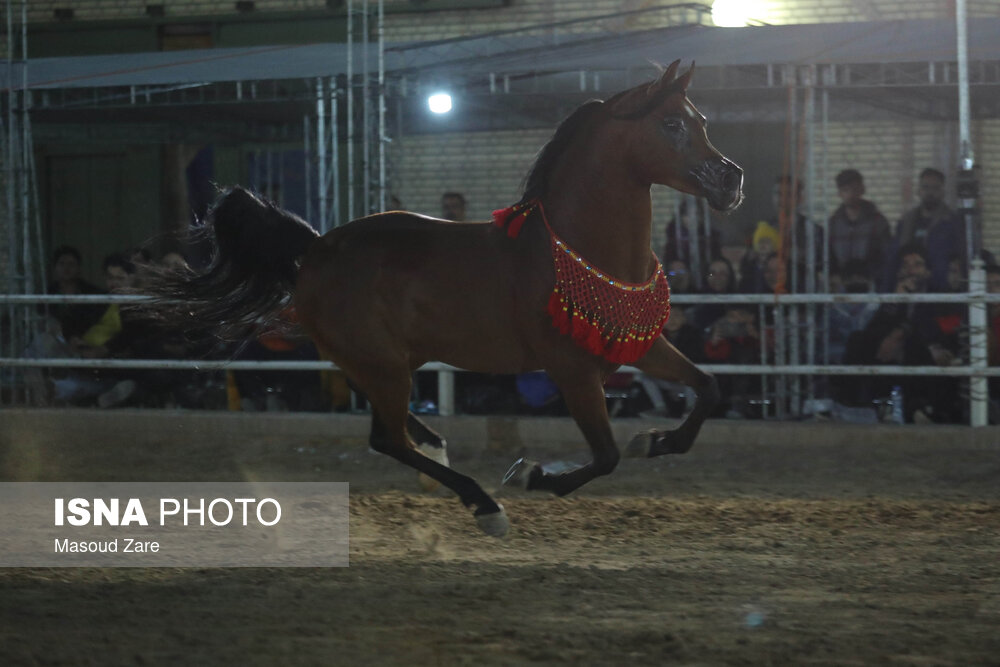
[[986, 265, 1000, 423], [827, 260, 880, 364], [32, 253, 140, 407], [46, 245, 105, 341], [690, 256, 737, 335], [703, 306, 760, 418], [665, 258, 694, 295], [738, 221, 780, 293], [233, 307, 325, 412], [833, 311, 937, 423], [828, 169, 891, 284]]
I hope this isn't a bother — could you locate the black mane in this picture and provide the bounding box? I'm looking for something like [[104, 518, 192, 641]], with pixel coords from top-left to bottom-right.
[[518, 75, 687, 203], [518, 100, 604, 203]]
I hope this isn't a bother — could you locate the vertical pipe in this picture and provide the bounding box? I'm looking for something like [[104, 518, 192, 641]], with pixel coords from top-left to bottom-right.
[[775, 303, 787, 420], [956, 0, 976, 271], [956, 0, 986, 425], [315, 78, 326, 232], [5, 0, 18, 393], [362, 0, 370, 215], [377, 0, 386, 212], [347, 0, 355, 221], [332, 79, 340, 227], [304, 113, 313, 227], [438, 369, 455, 417], [821, 87, 831, 367], [804, 67, 817, 406], [968, 264, 988, 426], [19, 0, 29, 298]]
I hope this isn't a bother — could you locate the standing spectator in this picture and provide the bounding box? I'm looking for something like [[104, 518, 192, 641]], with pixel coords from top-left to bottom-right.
[[828, 169, 891, 283], [441, 192, 467, 221], [885, 168, 964, 292], [897, 168, 953, 248]]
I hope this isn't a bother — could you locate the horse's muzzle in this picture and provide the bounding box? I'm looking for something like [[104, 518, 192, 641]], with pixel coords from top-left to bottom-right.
[[695, 157, 744, 211]]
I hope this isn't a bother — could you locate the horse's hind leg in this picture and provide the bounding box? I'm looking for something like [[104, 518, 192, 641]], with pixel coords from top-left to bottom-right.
[[407, 413, 450, 492], [625, 336, 719, 458], [503, 368, 620, 497], [356, 366, 508, 536], [349, 376, 450, 491]]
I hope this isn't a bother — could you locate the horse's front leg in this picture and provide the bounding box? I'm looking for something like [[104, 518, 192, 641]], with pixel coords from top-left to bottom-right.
[[625, 336, 719, 458], [503, 369, 619, 497]]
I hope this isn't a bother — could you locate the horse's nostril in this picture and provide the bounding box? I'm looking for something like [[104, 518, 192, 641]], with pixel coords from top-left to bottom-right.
[[723, 168, 743, 191]]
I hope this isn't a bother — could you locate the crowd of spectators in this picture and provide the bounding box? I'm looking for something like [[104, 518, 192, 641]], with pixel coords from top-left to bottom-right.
[[19, 172, 998, 424]]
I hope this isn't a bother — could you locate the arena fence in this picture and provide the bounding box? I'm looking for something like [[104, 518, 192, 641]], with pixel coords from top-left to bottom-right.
[[2, 288, 998, 424]]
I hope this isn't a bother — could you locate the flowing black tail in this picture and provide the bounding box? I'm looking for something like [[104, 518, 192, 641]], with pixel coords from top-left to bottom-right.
[[142, 186, 319, 340]]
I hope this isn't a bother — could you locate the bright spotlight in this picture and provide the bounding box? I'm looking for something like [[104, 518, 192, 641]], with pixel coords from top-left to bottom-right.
[[427, 93, 453, 114], [711, 0, 761, 27]]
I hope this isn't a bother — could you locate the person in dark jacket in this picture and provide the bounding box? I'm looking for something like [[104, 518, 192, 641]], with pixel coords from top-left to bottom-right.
[[827, 169, 891, 284]]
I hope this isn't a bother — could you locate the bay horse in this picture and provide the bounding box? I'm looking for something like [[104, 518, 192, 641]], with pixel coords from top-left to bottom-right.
[[150, 61, 743, 537]]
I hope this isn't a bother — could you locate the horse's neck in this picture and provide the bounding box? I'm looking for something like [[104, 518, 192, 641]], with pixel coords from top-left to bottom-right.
[[543, 155, 655, 283]]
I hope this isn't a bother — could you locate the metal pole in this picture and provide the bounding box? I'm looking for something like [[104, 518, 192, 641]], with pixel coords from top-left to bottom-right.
[[362, 0, 370, 215], [5, 0, 18, 397], [438, 369, 455, 417], [346, 0, 355, 221], [821, 86, 831, 366], [968, 262, 988, 426], [803, 66, 817, 406], [331, 79, 340, 227], [304, 113, 313, 226], [956, 0, 977, 270], [377, 0, 386, 212], [315, 78, 326, 231]]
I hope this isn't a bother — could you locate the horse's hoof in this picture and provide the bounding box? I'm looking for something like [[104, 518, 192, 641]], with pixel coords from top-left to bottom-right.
[[624, 431, 655, 458], [475, 505, 509, 538], [417, 442, 449, 492], [502, 457, 541, 489]]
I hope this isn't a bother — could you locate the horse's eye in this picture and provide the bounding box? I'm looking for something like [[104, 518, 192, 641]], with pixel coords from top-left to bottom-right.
[[662, 118, 686, 133]]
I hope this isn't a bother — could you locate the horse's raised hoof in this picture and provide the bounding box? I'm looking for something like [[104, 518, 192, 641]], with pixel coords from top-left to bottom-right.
[[624, 430, 656, 458], [417, 441, 450, 492], [502, 457, 542, 490], [475, 504, 509, 538]]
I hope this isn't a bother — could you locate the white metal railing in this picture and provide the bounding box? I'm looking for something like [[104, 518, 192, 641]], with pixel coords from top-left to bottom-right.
[[2, 290, 999, 420]]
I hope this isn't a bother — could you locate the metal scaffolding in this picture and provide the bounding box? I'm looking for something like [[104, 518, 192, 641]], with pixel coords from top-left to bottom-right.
[[2, 0, 44, 404]]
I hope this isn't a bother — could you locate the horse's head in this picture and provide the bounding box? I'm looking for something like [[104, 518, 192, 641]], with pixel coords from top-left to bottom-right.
[[609, 62, 744, 212]]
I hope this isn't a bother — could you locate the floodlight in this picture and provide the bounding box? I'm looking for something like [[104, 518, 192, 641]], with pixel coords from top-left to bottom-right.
[[427, 93, 453, 114], [711, 0, 760, 27]]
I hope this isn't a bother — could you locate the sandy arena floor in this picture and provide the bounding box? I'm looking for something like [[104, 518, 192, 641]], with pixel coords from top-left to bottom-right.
[[1, 413, 999, 666]]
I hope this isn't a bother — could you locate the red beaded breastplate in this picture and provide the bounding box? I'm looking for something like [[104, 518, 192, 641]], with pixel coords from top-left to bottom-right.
[[492, 200, 671, 365]]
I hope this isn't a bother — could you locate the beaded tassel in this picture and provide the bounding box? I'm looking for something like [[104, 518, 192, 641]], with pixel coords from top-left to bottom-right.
[[494, 199, 672, 365]]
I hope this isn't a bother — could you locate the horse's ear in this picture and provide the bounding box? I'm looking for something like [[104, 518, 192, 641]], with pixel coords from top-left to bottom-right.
[[675, 62, 695, 92], [611, 59, 683, 118], [656, 60, 682, 87]]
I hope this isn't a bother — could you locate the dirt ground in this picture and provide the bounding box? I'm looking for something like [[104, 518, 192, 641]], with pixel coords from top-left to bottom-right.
[[1, 414, 999, 666]]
